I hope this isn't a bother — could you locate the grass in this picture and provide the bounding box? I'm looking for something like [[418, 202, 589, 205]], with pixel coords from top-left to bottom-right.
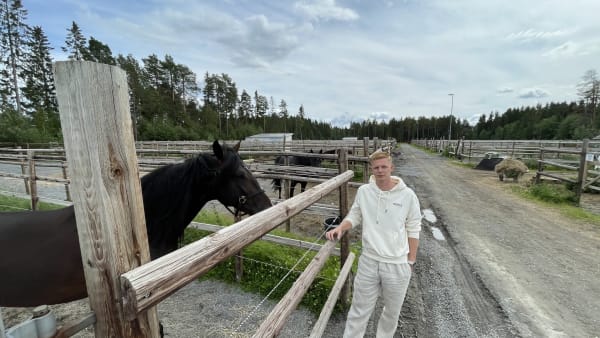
[[509, 183, 600, 225], [0, 194, 64, 211], [183, 212, 359, 314]]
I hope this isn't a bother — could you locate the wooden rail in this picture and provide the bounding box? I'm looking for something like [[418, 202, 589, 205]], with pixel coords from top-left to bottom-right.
[[310, 252, 356, 338], [120, 170, 354, 320], [253, 240, 338, 337]]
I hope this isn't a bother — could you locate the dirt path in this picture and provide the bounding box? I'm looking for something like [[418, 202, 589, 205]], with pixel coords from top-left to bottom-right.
[[397, 144, 600, 337]]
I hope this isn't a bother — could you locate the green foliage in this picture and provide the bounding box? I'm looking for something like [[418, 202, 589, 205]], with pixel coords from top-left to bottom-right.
[[182, 226, 347, 314], [526, 182, 578, 204], [185, 210, 355, 314]]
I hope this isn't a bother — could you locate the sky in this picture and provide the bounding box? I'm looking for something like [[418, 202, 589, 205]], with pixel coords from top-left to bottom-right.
[[24, 0, 600, 127]]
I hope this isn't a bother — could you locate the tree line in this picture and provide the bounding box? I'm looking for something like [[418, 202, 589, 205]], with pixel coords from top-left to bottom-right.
[[0, 0, 598, 146]]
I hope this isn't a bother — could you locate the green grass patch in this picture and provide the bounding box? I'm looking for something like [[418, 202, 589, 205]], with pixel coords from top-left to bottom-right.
[[0, 194, 64, 211], [509, 183, 600, 225], [185, 210, 358, 314], [524, 182, 578, 204]]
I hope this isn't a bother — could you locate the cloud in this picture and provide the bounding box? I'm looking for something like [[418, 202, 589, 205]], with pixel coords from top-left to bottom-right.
[[218, 15, 306, 68], [518, 88, 549, 99], [294, 0, 359, 22], [369, 111, 391, 122], [505, 28, 570, 43], [540, 41, 599, 58], [497, 87, 514, 94]]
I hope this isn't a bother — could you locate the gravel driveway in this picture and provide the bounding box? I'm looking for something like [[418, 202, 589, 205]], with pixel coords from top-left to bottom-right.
[[396, 144, 600, 337]]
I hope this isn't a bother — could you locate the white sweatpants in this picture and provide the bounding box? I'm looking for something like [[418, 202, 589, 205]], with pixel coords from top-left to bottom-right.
[[343, 255, 412, 338]]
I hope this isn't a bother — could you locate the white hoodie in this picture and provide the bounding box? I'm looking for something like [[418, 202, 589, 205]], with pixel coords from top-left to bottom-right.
[[344, 175, 422, 264]]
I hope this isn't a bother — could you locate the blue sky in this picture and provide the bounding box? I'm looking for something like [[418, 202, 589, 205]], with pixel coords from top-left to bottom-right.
[[24, 0, 600, 126]]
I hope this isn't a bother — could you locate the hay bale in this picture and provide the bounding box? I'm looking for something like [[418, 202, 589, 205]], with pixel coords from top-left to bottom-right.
[[494, 158, 528, 182]]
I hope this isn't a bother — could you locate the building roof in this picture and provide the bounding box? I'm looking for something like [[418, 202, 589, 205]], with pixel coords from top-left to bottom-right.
[[246, 133, 293, 139]]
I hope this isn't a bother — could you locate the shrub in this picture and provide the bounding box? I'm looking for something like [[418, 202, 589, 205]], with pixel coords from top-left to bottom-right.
[[528, 183, 577, 204]]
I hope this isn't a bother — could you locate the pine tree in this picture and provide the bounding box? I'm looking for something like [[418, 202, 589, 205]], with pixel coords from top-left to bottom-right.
[[86, 36, 115, 64], [62, 21, 87, 61], [0, 0, 29, 113], [21, 25, 57, 120], [238, 89, 252, 122], [577, 69, 599, 126], [116, 54, 143, 139]]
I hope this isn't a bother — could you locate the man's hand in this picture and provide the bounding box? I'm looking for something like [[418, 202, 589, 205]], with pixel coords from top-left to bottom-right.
[[325, 226, 343, 241]]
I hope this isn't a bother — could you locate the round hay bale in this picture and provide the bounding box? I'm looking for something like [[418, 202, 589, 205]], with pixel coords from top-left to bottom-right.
[[494, 158, 528, 182]]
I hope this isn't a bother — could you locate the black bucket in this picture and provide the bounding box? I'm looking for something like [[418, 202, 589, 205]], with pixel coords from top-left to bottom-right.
[[323, 216, 342, 231]]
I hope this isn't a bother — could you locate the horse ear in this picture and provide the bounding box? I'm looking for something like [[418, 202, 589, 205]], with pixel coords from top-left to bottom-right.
[[319, 149, 323, 154], [310, 149, 314, 153], [233, 140, 241, 153], [213, 140, 224, 160]]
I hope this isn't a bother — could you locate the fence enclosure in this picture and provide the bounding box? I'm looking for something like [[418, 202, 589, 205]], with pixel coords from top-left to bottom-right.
[[3, 61, 359, 337]]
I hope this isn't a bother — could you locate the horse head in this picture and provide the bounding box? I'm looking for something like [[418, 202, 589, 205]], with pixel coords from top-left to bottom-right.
[[212, 140, 272, 215]]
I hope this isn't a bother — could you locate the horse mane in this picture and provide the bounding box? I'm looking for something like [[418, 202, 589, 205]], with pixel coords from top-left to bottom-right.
[[141, 146, 239, 257]]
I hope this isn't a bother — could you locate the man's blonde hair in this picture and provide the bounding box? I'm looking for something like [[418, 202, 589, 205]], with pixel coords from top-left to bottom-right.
[[369, 149, 391, 163]]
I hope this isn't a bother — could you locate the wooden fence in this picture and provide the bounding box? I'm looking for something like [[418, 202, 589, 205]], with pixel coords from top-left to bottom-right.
[[413, 138, 600, 205], [11, 61, 358, 337], [0, 147, 369, 214]]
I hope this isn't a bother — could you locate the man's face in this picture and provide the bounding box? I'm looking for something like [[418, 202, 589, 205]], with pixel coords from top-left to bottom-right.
[[370, 157, 393, 181]]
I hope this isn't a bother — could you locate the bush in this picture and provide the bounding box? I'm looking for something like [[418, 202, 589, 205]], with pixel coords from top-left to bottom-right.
[[528, 183, 577, 204]]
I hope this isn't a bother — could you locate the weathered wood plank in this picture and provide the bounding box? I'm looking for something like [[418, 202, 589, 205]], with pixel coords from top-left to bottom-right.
[[54, 61, 160, 338], [253, 240, 337, 337], [310, 252, 355, 338], [189, 222, 340, 256]]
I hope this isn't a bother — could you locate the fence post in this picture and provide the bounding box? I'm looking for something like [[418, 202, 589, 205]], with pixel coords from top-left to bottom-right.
[[536, 147, 545, 184], [17, 146, 30, 195], [0, 308, 6, 338], [234, 214, 244, 282], [283, 153, 292, 232], [337, 147, 351, 306], [576, 139, 590, 206], [53, 61, 160, 338], [62, 160, 71, 201], [27, 150, 38, 210], [363, 137, 369, 183]]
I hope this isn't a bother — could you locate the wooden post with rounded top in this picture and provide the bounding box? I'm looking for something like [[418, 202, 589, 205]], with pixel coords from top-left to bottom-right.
[[53, 61, 160, 337]]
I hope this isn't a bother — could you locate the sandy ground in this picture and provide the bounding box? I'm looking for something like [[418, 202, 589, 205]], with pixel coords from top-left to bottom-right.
[[3, 145, 600, 337]]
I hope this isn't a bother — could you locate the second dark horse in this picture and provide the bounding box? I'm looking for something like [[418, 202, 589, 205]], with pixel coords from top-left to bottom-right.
[[272, 149, 323, 199]]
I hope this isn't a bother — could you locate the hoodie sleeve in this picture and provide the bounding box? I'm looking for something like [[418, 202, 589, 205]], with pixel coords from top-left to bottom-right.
[[344, 187, 363, 228], [406, 192, 422, 239]]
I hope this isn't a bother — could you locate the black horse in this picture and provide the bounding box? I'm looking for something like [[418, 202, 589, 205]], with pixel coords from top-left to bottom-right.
[[0, 140, 272, 307], [272, 149, 323, 199]]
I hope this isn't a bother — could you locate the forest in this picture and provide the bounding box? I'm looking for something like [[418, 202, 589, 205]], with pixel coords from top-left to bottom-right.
[[1, 0, 599, 145]]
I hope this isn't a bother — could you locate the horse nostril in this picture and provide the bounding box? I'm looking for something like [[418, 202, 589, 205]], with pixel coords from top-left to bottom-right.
[[239, 196, 247, 204]]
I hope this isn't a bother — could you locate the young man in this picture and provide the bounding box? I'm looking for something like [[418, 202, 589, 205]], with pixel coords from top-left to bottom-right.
[[326, 150, 422, 337]]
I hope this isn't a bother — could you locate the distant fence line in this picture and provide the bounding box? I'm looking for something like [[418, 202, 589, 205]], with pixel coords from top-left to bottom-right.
[[0, 145, 374, 211], [412, 138, 600, 161], [413, 138, 600, 205], [0, 137, 396, 156]]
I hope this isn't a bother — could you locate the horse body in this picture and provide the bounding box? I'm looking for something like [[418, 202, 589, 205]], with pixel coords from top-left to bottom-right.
[[272, 149, 322, 199], [0, 140, 271, 307]]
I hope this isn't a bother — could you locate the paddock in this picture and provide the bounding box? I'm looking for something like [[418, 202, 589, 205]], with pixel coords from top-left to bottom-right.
[[0, 61, 376, 337]]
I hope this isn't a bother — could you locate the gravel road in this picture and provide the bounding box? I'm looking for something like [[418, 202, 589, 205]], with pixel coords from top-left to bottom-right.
[[396, 144, 600, 338]]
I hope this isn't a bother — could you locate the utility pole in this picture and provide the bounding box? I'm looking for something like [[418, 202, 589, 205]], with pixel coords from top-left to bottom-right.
[[448, 93, 454, 140]]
